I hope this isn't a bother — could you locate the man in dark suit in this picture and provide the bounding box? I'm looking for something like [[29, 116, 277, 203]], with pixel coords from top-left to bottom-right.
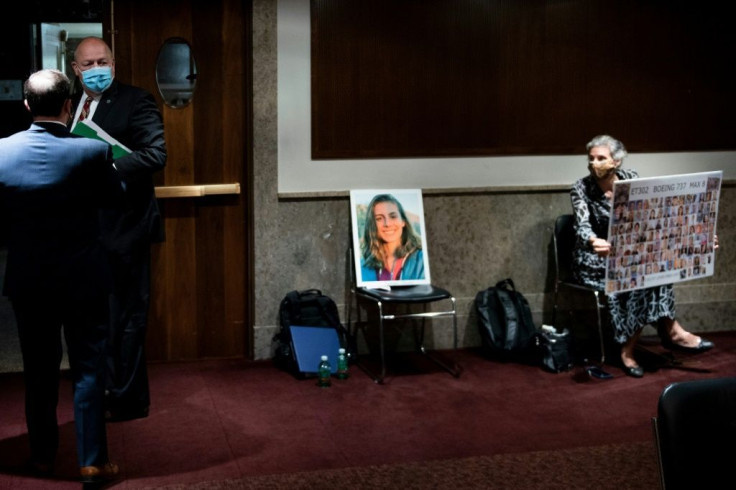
[[71, 36, 167, 422], [0, 69, 123, 482]]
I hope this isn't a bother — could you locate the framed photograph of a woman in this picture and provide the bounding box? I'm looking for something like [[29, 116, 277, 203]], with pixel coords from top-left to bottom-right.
[[350, 189, 432, 288]]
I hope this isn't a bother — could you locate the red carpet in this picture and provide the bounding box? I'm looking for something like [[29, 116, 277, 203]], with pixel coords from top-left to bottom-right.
[[0, 331, 734, 489]]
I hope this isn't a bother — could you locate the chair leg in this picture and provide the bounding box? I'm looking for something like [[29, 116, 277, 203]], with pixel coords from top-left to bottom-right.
[[451, 297, 457, 350], [651, 417, 666, 490], [412, 306, 426, 348], [414, 302, 461, 378], [351, 299, 388, 384], [346, 289, 354, 340], [348, 296, 383, 384], [584, 291, 614, 380], [419, 346, 461, 378], [357, 300, 387, 384], [378, 301, 387, 383], [593, 291, 606, 365]]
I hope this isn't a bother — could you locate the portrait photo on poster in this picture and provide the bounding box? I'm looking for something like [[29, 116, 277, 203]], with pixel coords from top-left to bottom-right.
[[350, 189, 431, 288], [605, 170, 722, 294]]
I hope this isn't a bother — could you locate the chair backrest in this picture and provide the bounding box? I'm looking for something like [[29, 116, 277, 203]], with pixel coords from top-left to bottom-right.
[[553, 214, 576, 284], [654, 377, 736, 489]]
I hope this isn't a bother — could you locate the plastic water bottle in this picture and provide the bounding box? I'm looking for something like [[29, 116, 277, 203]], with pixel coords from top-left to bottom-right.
[[317, 355, 331, 387], [337, 347, 349, 379]]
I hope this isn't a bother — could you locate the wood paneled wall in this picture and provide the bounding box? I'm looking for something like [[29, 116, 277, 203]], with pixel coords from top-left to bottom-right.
[[311, 0, 736, 159]]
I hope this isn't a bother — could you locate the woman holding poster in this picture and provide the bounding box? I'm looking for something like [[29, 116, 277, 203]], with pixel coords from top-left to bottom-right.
[[570, 135, 714, 378]]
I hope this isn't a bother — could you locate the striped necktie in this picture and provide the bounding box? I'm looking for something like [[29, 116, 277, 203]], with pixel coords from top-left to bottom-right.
[[79, 96, 93, 122]]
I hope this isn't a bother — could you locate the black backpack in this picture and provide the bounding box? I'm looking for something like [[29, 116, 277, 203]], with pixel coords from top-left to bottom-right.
[[475, 278, 538, 360], [273, 289, 352, 375]]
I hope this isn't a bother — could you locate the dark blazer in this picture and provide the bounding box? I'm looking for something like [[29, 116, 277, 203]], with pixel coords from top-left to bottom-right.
[[74, 80, 167, 255], [0, 122, 124, 299]]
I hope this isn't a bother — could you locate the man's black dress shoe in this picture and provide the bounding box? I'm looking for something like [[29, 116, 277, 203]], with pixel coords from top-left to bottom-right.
[[622, 365, 644, 378], [661, 337, 714, 353]]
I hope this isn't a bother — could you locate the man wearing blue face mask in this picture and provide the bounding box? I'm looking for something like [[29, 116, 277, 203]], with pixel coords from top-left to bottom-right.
[[71, 36, 167, 423]]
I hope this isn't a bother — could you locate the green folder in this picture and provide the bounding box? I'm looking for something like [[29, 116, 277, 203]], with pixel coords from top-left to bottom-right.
[[71, 120, 132, 160]]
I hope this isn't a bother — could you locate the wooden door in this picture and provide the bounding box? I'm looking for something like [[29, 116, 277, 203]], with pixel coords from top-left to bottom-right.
[[111, 0, 253, 361]]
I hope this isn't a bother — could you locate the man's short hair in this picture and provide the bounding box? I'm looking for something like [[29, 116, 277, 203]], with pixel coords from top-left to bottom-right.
[[24, 69, 71, 117]]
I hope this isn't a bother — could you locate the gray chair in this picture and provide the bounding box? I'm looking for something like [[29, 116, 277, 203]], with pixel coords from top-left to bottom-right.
[[652, 377, 736, 489], [552, 214, 611, 378], [346, 249, 460, 384]]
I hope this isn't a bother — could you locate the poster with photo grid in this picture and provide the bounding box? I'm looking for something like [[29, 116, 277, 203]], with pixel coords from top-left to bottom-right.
[[605, 171, 722, 294]]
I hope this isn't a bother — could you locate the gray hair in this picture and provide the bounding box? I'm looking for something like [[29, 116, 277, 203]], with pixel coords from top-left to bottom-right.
[[586, 134, 627, 162]]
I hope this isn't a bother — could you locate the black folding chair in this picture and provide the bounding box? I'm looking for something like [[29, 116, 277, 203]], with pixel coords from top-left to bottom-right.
[[652, 377, 736, 489], [346, 249, 460, 384], [552, 214, 611, 379]]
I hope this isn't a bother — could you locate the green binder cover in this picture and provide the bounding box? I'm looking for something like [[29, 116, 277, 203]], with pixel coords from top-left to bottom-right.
[[71, 120, 131, 160]]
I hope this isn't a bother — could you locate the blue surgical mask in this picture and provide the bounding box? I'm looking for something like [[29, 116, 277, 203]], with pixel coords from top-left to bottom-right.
[[81, 66, 113, 93]]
